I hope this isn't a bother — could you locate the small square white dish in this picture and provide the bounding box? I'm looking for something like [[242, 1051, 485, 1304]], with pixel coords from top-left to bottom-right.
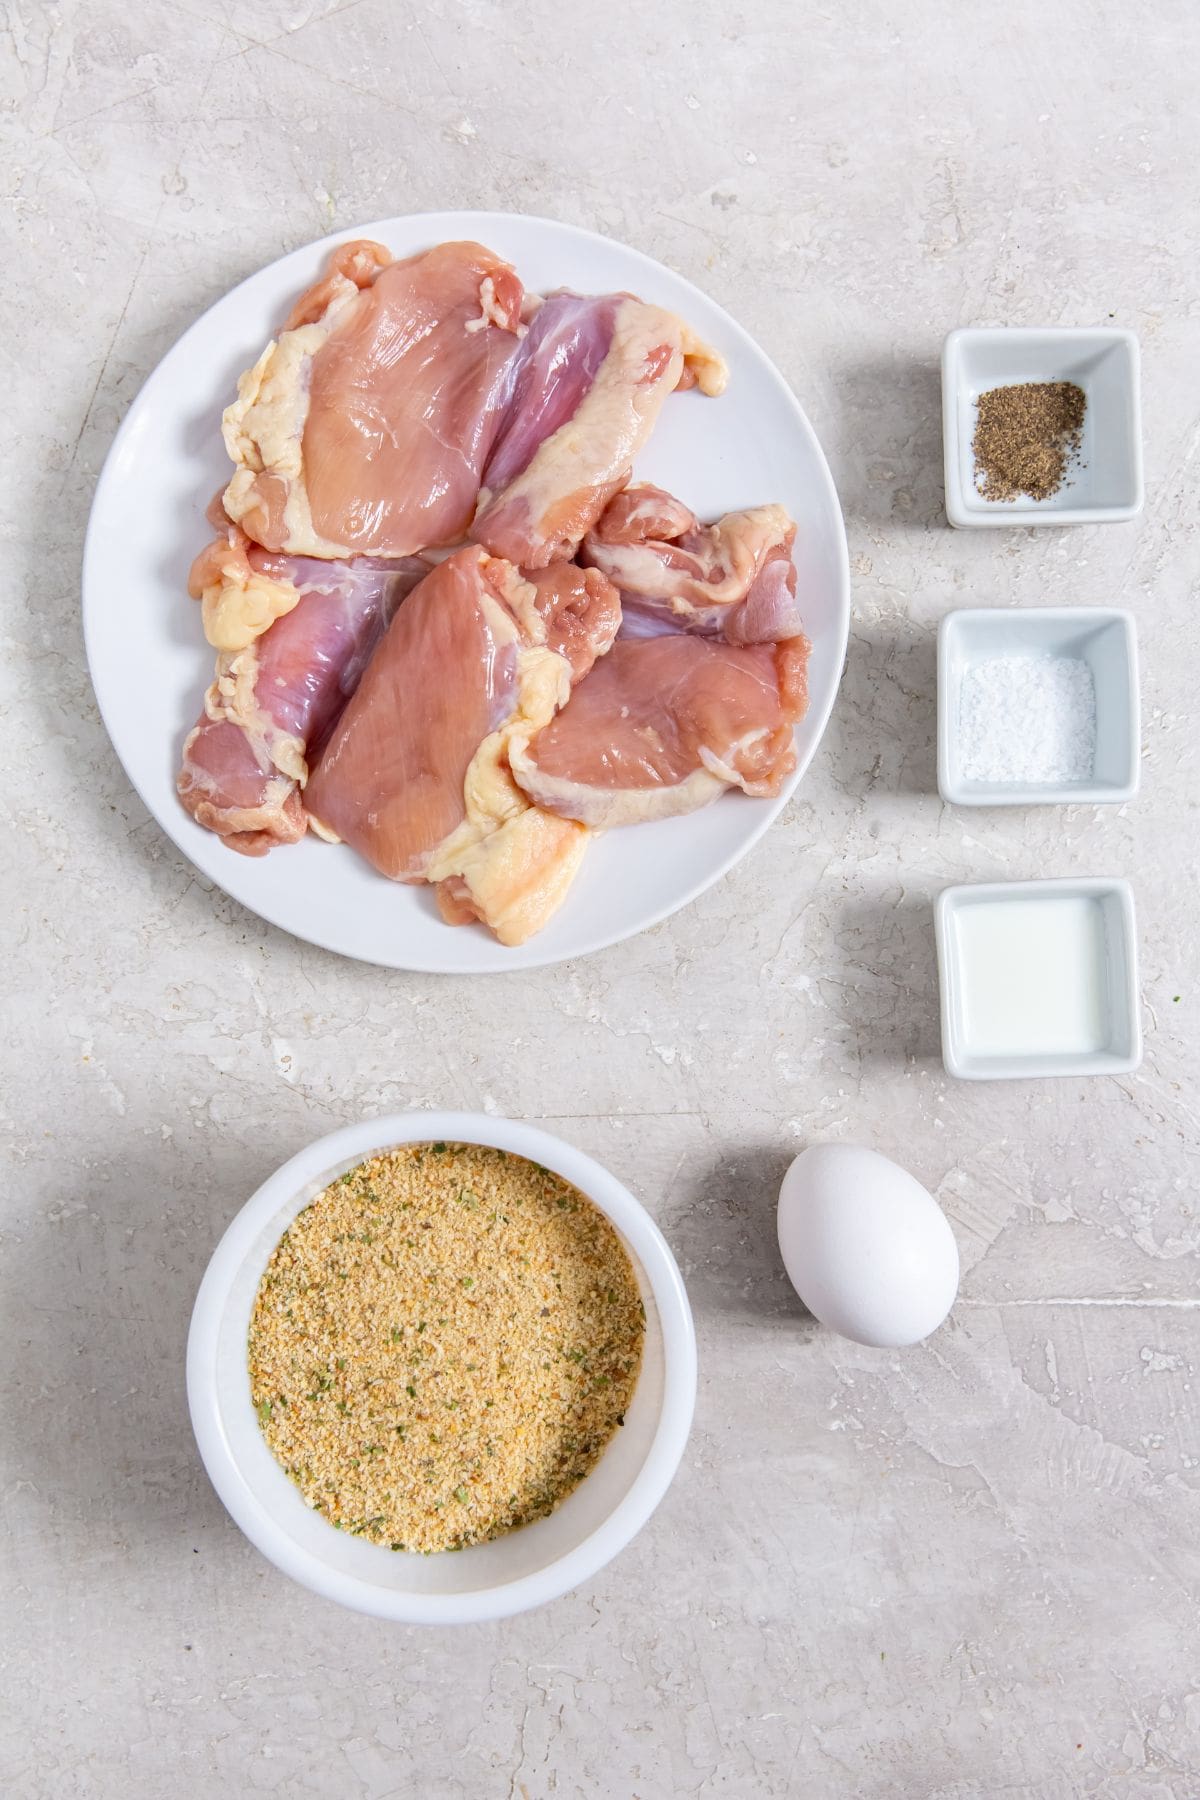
[[937, 607, 1139, 806], [935, 878, 1142, 1081], [942, 327, 1143, 527]]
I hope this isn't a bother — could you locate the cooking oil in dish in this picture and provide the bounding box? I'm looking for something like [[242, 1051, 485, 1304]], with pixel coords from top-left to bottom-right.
[[955, 894, 1107, 1056]]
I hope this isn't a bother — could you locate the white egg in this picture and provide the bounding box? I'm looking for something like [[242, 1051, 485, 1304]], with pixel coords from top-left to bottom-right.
[[777, 1144, 959, 1347]]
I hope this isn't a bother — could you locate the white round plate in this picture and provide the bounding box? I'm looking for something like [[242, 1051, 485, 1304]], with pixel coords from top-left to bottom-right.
[[84, 212, 850, 973]]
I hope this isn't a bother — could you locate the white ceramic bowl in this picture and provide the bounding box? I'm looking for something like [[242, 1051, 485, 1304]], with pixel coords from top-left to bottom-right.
[[935, 878, 1142, 1080], [938, 607, 1140, 805], [187, 1113, 696, 1623], [942, 327, 1143, 527]]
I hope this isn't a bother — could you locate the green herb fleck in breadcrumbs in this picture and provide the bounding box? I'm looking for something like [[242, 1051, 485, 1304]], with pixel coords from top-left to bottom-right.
[[248, 1145, 644, 1555]]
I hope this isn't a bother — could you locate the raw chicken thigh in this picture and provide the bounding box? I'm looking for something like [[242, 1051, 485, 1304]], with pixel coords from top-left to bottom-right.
[[173, 231, 821, 946], [582, 484, 804, 644], [177, 555, 424, 855], [222, 240, 526, 559], [472, 296, 727, 568], [509, 480, 810, 832], [304, 548, 620, 945], [511, 633, 810, 829]]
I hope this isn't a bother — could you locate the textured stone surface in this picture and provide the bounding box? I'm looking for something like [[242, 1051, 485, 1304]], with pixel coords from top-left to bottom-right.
[[3, 1, 1199, 1794]]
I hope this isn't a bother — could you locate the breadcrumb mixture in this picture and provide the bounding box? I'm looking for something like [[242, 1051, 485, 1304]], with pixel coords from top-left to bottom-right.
[[248, 1144, 645, 1553]]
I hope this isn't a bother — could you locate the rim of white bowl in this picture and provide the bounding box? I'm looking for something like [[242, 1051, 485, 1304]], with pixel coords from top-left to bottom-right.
[[187, 1112, 697, 1623]]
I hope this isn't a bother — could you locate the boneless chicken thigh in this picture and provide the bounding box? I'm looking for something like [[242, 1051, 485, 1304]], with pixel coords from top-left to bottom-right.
[[177, 555, 426, 856], [472, 295, 727, 568], [172, 231, 823, 945], [582, 484, 805, 644], [303, 548, 620, 945], [509, 480, 811, 830], [510, 633, 810, 829], [222, 240, 526, 559]]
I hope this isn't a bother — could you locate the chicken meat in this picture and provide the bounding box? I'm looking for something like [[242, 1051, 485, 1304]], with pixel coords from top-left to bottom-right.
[[185, 496, 395, 653], [510, 632, 810, 829], [581, 483, 804, 644], [177, 555, 426, 856], [303, 547, 620, 945], [173, 230, 826, 945], [222, 239, 526, 560], [471, 294, 727, 568]]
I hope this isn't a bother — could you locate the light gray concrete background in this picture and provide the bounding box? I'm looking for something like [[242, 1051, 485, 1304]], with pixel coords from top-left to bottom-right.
[[3, 2, 1198, 1795]]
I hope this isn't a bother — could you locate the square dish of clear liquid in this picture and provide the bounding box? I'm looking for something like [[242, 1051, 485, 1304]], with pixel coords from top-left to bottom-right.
[[935, 878, 1142, 1079]]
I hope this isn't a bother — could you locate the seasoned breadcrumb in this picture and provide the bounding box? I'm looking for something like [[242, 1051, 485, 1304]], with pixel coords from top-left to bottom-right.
[[248, 1143, 644, 1554]]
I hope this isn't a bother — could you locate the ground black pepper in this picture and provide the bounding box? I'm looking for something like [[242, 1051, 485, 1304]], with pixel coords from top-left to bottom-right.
[[972, 381, 1087, 502]]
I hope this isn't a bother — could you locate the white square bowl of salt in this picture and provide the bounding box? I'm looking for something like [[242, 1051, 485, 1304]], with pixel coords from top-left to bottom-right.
[[941, 327, 1143, 527], [935, 878, 1142, 1080], [937, 607, 1139, 806]]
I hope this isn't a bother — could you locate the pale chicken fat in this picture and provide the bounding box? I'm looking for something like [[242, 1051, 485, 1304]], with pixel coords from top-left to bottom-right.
[[435, 813, 589, 944], [222, 240, 525, 559], [677, 324, 729, 397], [188, 524, 302, 652]]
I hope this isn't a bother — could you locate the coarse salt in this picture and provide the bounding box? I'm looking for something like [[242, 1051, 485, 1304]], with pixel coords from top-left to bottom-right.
[[958, 653, 1096, 785]]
